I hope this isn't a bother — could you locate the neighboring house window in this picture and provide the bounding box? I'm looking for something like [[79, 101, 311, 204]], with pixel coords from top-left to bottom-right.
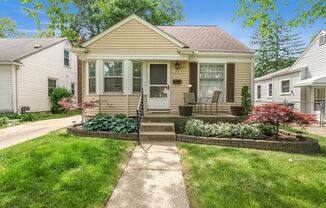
[[256, 85, 261, 100], [104, 60, 123, 93], [64, 50, 70, 66], [268, 83, 273, 97], [199, 63, 224, 101], [314, 88, 326, 111], [281, 79, 291, 94], [88, 62, 96, 94], [319, 34, 326, 46], [71, 83, 76, 96], [133, 62, 142, 93], [48, 79, 57, 96]]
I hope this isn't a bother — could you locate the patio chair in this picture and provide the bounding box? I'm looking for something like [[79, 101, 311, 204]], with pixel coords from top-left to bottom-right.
[[201, 90, 221, 114], [184, 92, 200, 113]]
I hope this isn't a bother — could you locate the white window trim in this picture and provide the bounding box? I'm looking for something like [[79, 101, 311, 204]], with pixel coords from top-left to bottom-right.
[[256, 84, 262, 101], [267, 82, 273, 99], [71, 82, 76, 96], [86, 61, 97, 95], [197, 62, 227, 102], [64, 50, 70, 68], [103, 60, 124, 94], [280, 78, 291, 95], [48, 77, 57, 97]]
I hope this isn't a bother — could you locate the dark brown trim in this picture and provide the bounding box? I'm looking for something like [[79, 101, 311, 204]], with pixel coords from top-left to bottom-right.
[[77, 59, 83, 104], [226, 63, 235, 102], [189, 62, 198, 100]]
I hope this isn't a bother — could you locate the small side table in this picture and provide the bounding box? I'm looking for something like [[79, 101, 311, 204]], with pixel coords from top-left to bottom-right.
[[179, 105, 194, 116]]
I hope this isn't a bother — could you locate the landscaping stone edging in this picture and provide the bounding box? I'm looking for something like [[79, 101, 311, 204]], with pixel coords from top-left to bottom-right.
[[67, 126, 138, 141], [177, 134, 321, 154]]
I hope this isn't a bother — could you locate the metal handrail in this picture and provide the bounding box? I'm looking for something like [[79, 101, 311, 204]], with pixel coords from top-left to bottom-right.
[[136, 88, 144, 144]]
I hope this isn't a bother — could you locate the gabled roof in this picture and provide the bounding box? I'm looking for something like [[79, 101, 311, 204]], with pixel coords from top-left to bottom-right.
[[80, 14, 253, 53], [157, 25, 253, 53], [81, 14, 187, 48], [255, 67, 294, 82], [290, 30, 326, 70], [0, 38, 67, 63]]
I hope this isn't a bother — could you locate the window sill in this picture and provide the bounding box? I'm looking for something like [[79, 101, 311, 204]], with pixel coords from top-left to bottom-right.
[[64, 65, 71, 69], [280, 92, 291, 96]]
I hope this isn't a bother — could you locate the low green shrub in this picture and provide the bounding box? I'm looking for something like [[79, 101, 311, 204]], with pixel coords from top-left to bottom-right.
[[20, 113, 41, 121], [50, 87, 72, 113], [0, 116, 9, 127], [83, 114, 137, 133], [257, 124, 277, 137], [185, 119, 264, 139]]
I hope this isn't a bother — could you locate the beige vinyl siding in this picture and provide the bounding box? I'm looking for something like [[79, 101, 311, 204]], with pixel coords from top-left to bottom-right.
[[234, 62, 251, 103], [86, 19, 179, 54], [170, 61, 189, 113]]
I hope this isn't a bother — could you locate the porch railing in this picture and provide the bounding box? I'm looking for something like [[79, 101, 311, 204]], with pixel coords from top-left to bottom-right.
[[136, 88, 144, 144]]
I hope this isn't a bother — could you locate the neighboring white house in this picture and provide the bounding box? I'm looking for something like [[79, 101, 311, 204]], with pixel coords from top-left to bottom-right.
[[0, 38, 77, 113], [254, 30, 326, 116]]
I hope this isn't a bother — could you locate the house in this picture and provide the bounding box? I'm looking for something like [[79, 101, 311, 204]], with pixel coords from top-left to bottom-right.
[[0, 38, 77, 113], [254, 30, 326, 115], [73, 14, 255, 117]]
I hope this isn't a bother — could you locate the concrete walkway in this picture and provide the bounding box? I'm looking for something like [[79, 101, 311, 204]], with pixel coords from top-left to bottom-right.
[[106, 142, 189, 208], [294, 126, 326, 137], [0, 115, 81, 149]]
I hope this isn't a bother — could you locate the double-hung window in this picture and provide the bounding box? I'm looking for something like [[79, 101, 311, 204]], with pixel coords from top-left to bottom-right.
[[257, 85, 261, 100], [281, 79, 290, 94], [268, 83, 273, 98], [64, 50, 70, 67], [133, 62, 142, 93], [71, 83, 76, 96], [199, 63, 225, 101], [48, 78, 57, 96], [104, 60, 123, 93], [88, 62, 96, 94]]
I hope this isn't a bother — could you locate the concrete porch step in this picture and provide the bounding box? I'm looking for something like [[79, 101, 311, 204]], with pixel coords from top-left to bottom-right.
[[140, 131, 176, 141], [140, 122, 175, 132]]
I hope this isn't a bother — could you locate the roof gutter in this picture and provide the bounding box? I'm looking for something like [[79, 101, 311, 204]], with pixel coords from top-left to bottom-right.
[[194, 51, 255, 58], [0, 61, 22, 66]]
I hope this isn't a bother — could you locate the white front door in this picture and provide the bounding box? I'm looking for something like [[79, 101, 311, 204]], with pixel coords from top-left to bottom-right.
[[147, 63, 170, 110]]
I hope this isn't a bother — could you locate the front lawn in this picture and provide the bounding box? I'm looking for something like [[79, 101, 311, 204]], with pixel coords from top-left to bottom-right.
[[179, 133, 326, 208], [0, 130, 135, 208]]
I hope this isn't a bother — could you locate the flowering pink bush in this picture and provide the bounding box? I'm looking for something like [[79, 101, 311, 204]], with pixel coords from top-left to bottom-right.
[[58, 97, 99, 112], [246, 103, 316, 136]]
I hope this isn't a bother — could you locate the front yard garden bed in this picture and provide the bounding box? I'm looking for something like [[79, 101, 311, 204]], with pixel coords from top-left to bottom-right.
[[67, 125, 138, 141], [177, 132, 320, 154]]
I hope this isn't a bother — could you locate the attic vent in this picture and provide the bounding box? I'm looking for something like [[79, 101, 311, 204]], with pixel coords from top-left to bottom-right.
[[319, 34, 326, 46], [34, 44, 42, 48]]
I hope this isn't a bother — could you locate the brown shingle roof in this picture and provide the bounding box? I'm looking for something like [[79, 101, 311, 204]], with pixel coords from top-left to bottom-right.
[[157, 25, 253, 53]]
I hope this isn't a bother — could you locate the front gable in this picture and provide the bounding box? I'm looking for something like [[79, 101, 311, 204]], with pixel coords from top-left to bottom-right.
[[84, 15, 185, 54]]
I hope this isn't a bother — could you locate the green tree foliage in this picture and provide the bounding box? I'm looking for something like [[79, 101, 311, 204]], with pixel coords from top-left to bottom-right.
[[251, 16, 306, 77], [233, 0, 325, 36], [241, 85, 251, 115], [32, 29, 56, 38], [50, 87, 72, 114], [0, 17, 19, 38], [21, 0, 184, 43]]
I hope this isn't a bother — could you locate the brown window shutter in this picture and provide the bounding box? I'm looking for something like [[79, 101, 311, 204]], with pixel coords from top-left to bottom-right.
[[189, 62, 198, 100], [77, 59, 83, 104], [226, 63, 235, 102]]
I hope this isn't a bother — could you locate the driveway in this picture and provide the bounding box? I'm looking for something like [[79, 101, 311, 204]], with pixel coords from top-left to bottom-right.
[[0, 115, 81, 149]]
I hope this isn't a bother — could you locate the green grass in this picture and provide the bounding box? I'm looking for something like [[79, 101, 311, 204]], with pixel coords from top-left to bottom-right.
[[179, 132, 326, 208], [0, 130, 135, 208]]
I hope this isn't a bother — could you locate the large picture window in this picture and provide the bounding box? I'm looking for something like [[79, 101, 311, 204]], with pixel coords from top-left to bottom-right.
[[104, 60, 123, 93], [88, 62, 96, 94], [199, 64, 224, 101], [133, 62, 142, 93]]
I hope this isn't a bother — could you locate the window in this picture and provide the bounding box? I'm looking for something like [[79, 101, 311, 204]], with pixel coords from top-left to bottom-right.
[[281, 79, 291, 94], [104, 60, 123, 93], [48, 79, 57, 96], [64, 50, 70, 67], [268, 83, 273, 97], [257, 85, 261, 100], [319, 34, 326, 46], [133, 62, 142, 93], [314, 88, 326, 111], [199, 63, 224, 101], [88, 62, 96, 94], [71, 83, 76, 96]]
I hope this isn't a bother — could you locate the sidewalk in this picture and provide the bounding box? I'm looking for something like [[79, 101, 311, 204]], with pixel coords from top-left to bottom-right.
[[106, 142, 189, 208], [0, 115, 81, 149]]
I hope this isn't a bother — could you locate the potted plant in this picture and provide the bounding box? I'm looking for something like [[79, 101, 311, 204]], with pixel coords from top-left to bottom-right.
[[231, 85, 251, 116], [179, 105, 194, 116]]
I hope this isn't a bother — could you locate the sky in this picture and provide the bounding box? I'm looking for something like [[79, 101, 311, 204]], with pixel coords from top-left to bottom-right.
[[0, 0, 324, 47]]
